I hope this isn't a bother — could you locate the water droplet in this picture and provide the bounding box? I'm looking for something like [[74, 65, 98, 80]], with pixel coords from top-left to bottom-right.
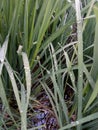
[[11, 76, 14, 80], [71, 121, 75, 126], [24, 66, 29, 70], [77, 20, 82, 24], [72, 79, 75, 82], [79, 74, 82, 77], [0, 59, 4, 62], [33, 41, 37, 45], [76, 121, 79, 125], [20, 110, 23, 113], [70, 25, 73, 29], [37, 56, 40, 60], [78, 30, 82, 34], [47, 70, 50, 74], [70, 73, 72, 77]]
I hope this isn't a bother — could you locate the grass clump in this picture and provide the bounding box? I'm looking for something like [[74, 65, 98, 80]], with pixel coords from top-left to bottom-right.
[[0, 0, 98, 130]]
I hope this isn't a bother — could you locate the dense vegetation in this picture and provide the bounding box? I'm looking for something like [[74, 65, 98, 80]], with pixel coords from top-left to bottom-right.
[[0, 0, 98, 130]]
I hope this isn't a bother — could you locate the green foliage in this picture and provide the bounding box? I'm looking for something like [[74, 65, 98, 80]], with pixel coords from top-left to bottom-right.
[[0, 0, 98, 130]]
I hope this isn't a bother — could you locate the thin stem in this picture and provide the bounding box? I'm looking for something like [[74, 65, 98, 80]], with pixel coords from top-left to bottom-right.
[[75, 0, 83, 130]]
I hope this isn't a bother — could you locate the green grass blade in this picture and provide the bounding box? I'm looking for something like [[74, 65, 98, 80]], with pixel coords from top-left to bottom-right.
[[21, 51, 31, 109], [28, 1, 37, 54], [59, 112, 98, 130], [0, 35, 9, 75], [84, 78, 98, 111], [91, 5, 98, 81], [40, 20, 74, 52], [30, 0, 59, 66], [75, 0, 83, 129], [58, 43, 77, 92], [83, 64, 95, 89], [17, 45, 31, 109], [4, 60, 21, 112], [83, 0, 96, 31], [24, 0, 28, 53], [0, 77, 17, 127], [21, 85, 27, 130], [39, 80, 59, 126], [50, 3, 72, 25]]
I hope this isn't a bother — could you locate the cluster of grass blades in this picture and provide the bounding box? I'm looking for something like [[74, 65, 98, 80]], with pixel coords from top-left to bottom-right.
[[0, 0, 98, 130]]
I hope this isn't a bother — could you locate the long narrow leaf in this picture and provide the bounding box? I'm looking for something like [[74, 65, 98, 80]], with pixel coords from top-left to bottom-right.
[[0, 35, 9, 75], [59, 112, 98, 130], [4, 60, 21, 112]]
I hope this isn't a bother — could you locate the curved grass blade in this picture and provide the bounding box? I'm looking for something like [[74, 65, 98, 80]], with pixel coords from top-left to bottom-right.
[[21, 51, 31, 109], [91, 5, 98, 81], [4, 60, 21, 112], [30, 0, 59, 66], [83, 0, 96, 31], [59, 112, 98, 130], [0, 35, 9, 75], [28, 124, 45, 130], [17, 45, 31, 109], [84, 78, 98, 111], [17, 45, 31, 130], [84, 5, 98, 111], [83, 64, 95, 89], [0, 77, 18, 128]]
